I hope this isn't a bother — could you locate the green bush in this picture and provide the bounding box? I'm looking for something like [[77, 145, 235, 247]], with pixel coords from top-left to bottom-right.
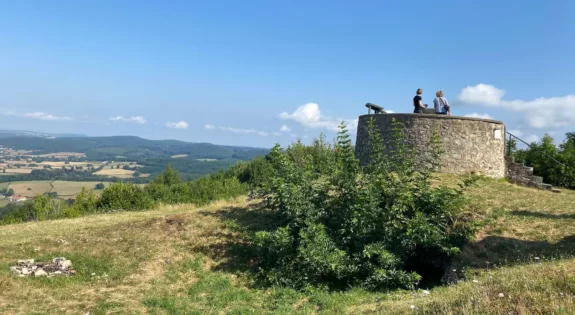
[[97, 182, 155, 211], [253, 119, 475, 290]]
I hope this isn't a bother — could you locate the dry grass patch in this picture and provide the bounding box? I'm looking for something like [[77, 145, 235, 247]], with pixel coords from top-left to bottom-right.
[[3, 168, 32, 174], [8, 181, 52, 197], [51, 181, 111, 196], [171, 154, 188, 158], [93, 169, 135, 177], [0, 198, 250, 314]]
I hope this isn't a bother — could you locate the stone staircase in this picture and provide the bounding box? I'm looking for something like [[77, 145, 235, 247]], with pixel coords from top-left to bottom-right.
[[505, 156, 560, 193]]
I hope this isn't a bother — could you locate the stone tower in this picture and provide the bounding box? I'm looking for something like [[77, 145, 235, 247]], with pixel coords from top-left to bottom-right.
[[355, 113, 506, 178]]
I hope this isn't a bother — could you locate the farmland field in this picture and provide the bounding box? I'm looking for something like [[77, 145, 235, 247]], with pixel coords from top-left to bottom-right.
[[171, 154, 188, 158], [51, 181, 112, 196], [8, 181, 52, 197], [196, 158, 217, 162], [93, 169, 135, 177], [3, 168, 33, 174], [6, 181, 113, 198], [33, 152, 86, 158]]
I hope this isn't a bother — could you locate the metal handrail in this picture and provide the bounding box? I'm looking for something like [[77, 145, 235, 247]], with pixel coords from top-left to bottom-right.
[[506, 132, 567, 167]]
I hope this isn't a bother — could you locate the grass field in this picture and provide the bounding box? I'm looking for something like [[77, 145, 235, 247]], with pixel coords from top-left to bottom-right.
[[0, 199, 9, 207], [2, 168, 32, 174], [5, 181, 112, 198], [92, 169, 135, 177], [0, 177, 574, 314]]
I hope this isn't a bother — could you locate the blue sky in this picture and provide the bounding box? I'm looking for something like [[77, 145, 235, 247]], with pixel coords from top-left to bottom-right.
[[0, 0, 573, 148]]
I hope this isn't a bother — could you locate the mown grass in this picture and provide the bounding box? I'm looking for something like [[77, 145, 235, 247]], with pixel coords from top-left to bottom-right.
[[0, 176, 574, 314]]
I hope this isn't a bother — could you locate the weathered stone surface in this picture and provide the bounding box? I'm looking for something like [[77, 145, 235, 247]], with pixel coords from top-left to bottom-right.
[[355, 114, 506, 178], [505, 156, 558, 191], [9, 258, 76, 277]]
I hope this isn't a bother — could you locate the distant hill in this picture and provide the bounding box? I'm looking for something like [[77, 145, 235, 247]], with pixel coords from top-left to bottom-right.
[[0, 130, 86, 138], [0, 134, 269, 161], [0, 131, 269, 182]]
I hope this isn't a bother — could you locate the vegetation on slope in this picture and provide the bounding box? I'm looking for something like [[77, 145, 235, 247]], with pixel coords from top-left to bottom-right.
[[0, 165, 246, 224], [0, 178, 574, 314], [1, 122, 574, 314], [511, 132, 575, 189]]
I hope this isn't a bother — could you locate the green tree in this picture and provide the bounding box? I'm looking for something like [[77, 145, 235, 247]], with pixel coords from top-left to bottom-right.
[[95, 183, 106, 190], [152, 164, 181, 186], [252, 119, 475, 290]]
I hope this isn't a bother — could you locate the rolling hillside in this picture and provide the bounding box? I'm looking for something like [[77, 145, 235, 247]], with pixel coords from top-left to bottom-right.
[[0, 176, 574, 314]]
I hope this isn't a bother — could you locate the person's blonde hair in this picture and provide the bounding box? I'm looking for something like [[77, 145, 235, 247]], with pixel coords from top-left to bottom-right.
[[416, 88, 423, 95], [436, 90, 444, 97]]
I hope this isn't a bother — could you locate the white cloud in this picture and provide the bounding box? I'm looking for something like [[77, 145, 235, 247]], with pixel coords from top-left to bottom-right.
[[24, 112, 73, 121], [219, 126, 268, 136], [464, 113, 492, 119], [271, 132, 282, 136], [3, 111, 72, 121], [165, 121, 189, 129], [385, 109, 395, 113], [524, 134, 540, 143], [290, 133, 298, 138], [508, 129, 523, 137], [280, 103, 357, 132], [280, 125, 291, 132], [458, 84, 575, 128], [204, 124, 215, 130], [108, 116, 147, 124]]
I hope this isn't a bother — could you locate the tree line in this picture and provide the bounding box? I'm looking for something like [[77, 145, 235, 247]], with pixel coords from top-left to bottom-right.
[[0, 165, 246, 224], [509, 132, 575, 189]]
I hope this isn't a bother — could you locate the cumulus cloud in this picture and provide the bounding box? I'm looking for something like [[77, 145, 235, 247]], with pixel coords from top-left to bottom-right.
[[280, 125, 291, 132], [458, 84, 575, 128], [165, 121, 189, 129], [508, 129, 523, 137], [524, 134, 540, 143], [24, 112, 73, 121], [464, 113, 492, 119], [109, 116, 147, 124], [280, 103, 357, 132], [3, 111, 73, 121], [219, 126, 269, 136], [204, 124, 215, 130]]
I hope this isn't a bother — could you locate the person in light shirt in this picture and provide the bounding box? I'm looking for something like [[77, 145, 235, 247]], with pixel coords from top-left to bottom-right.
[[433, 90, 451, 115]]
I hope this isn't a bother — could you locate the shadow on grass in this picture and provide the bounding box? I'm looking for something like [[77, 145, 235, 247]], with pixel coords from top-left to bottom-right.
[[194, 202, 282, 281], [460, 234, 575, 269], [510, 210, 575, 220]]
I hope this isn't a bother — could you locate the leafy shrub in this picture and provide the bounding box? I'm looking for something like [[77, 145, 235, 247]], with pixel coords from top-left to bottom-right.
[[97, 182, 155, 211], [253, 119, 475, 290]]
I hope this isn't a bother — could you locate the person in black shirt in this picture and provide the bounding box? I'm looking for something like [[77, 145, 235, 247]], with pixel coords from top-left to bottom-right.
[[413, 88, 427, 113]]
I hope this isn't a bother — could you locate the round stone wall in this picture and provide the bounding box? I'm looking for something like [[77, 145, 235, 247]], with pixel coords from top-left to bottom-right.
[[355, 114, 506, 178]]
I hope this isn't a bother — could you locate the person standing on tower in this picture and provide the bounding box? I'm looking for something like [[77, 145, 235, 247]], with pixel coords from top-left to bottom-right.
[[413, 88, 427, 113]]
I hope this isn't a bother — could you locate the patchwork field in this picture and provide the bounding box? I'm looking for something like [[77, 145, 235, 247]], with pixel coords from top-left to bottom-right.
[[92, 169, 135, 177], [8, 181, 53, 197], [0, 177, 574, 314], [5, 181, 112, 198], [2, 168, 32, 174], [34, 152, 87, 158]]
